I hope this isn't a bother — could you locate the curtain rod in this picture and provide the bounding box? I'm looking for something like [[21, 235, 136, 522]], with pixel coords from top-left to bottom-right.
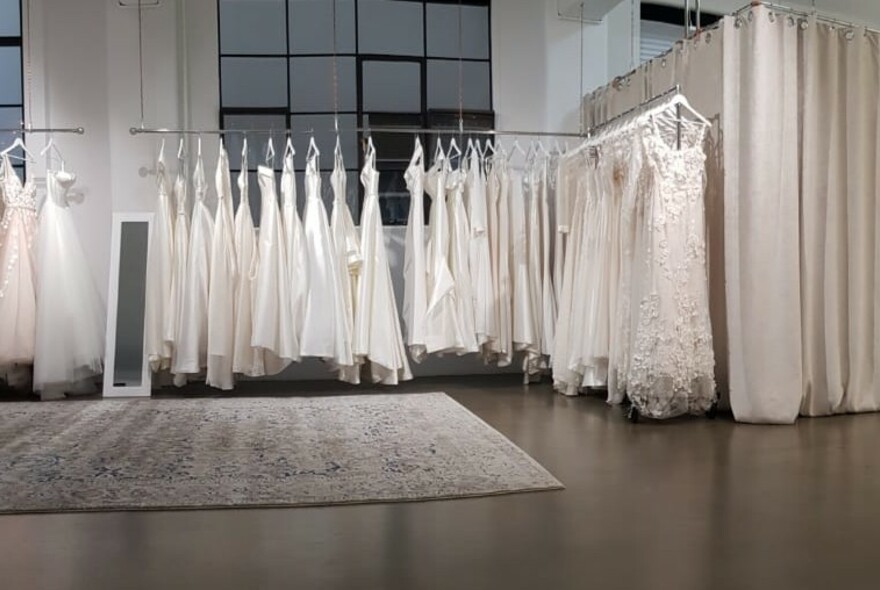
[[130, 126, 587, 139], [0, 127, 85, 135], [737, 1, 880, 36]]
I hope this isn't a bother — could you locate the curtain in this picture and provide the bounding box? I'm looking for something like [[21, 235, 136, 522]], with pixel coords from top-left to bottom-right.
[[722, 7, 803, 423], [800, 16, 880, 415]]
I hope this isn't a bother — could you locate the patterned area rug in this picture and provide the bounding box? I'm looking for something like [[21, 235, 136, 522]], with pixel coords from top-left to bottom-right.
[[0, 393, 562, 513]]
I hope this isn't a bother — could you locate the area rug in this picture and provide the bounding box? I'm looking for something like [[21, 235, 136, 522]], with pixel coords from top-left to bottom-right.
[[0, 393, 562, 513]]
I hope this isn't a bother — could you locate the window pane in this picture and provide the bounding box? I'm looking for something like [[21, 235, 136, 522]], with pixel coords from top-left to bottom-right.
[[221, 57, 288, 108], [289, 113, 358, 170], [358, 0, 423, 56], [290, 56, 355, 113], [219, 0, 287, 55], [0, 106, 22, 153], [289, 0, 355, 54], [0, 0, 20, 36], [222, 113, 288, 170], [363, 61, 421, 113], [0, 47, 22, 104], [426, 4, 489, 59], [427, 60, 490, 110]]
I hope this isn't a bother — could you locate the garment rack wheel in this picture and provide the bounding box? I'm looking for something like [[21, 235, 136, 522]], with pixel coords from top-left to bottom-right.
[[705, 401, 719, 420], [628, 404, 640, 424]]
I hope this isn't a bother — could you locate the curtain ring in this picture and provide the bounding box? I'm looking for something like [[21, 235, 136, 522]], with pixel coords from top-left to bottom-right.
[[787, 16, 795, 27], [734, 17, 743, 29], [799, 19, 809, 30], [845, 29, 855, 41], [768, 12, 776, 23], [705, 31, 712, 44], [747, 10, 754, 22]]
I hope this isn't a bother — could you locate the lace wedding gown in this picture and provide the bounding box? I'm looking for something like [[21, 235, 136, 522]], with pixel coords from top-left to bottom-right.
[[403, 139, 428, 362], [0, 154, 37, 375], [623, 118, 716, 419], [33, 169, 105, 396]]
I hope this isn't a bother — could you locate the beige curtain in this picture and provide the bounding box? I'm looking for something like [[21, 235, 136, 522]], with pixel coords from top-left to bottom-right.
[[722, 7, 804, 423], [800, 17, 880, 415]]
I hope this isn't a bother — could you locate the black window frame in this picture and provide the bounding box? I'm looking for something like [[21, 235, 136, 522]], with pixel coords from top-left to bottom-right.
[[217, 0, 494, 225], [0, 0, 25, 179]]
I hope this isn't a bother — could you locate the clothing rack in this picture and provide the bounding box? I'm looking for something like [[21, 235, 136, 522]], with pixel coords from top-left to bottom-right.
[[0, 127, 85, 135], [129, 126, 587, 139]]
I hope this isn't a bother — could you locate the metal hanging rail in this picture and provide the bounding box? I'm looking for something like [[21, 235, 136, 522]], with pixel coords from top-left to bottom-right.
[[129, 126, 587, 139], [0, 127, 85, 135], [587, 84, 682, 138]]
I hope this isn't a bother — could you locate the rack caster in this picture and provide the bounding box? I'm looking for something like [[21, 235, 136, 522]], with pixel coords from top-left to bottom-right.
[[628, 406, 640, 424], [706, 402, 718, 420]]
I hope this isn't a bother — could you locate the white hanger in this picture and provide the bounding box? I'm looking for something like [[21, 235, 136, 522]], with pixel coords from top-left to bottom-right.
[[197, 135, 203, 158], [433, 138, 446, 163], [158, 138, 166, 161], [1, 135, 37, 163], [448, 137, 462, 164], [265, 137, 276, 166], [241, 137, 249, 169], [177, 137, 186, 161], [306, 135, 320, 170], [507, 138, 526, 163], [284, 136, 295, 160], [480, 139, 497, 159], [40, 136, 66, 171]]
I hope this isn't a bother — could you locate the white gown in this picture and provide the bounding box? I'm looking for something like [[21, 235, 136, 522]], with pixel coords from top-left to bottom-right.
[[539, 156, 557, 359], [280, 139, 304, 363], [329, 141, 362, 383], [485, 153, 513, 367], [33, 169, 105, 395], [424, 149, 468, 355], [402, 139, 428, 362], [144, 145, 174, 372], [0, 154, 37, 373], [523, 159, 545, 380], [173, 151, 214, 378], [165, 167, 190, 385], [206, 142, 237, 390], [465, 147, 495, 348], [353, 140, 412, 384], [510, 169, 536, 363], [300, 140, 348, 365], [252, 160, 293, 375], [231, 142, 265, 377], [446, 161, 478, 354]]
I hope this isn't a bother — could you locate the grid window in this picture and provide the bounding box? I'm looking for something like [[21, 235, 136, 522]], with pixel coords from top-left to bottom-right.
[[218, 0, 494, 225], [0, 0, 24, 178]]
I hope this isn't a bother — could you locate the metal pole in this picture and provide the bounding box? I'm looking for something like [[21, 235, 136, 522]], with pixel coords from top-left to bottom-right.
[[684, 0, 691, 37]]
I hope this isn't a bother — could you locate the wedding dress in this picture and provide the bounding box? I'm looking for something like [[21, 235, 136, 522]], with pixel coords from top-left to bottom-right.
[[280, 139, 304, 363], [231, 141, 265, 377], [329, 139, 361, 383], [353, 139, 412, 384], [300, 139, 348, 366], [446, 154, 478, 354], [0, 154, 37, 373], [173, 146, 214, 378], [423, 148, 463, 354], [625, 117, 716, 418], [465, 146, 495, 348], [33, 167, 105, 395], [486, 153, 513, 367], [403, 139, 428, 362], [206, 142, 237, 390], [252, 149, 293, 375], [144, 143, 174, 372], [166, 161, 190, 385], [34, 166, 106, 399]]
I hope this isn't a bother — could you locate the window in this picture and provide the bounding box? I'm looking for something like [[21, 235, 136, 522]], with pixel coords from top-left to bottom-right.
[[218, 0, 494, 224], [640, 2, 721, 63], [0, 0, 23, 178]]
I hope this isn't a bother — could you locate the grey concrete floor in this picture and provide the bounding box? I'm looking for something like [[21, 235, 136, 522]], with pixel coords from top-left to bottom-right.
[[2, 375, 879, 590]]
